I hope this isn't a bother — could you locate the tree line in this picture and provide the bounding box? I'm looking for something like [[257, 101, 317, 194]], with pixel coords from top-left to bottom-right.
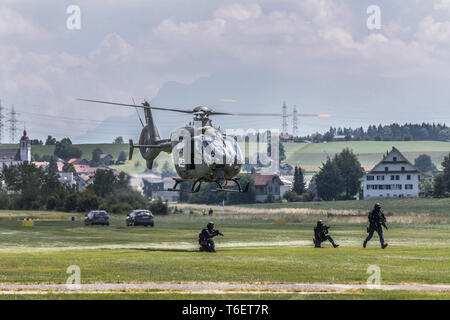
[[433, 154, 450, 198], [299, 123, 450, 142], [0, 163, 167, 214]]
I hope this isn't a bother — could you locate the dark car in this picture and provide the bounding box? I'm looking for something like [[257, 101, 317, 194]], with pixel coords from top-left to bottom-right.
[[85, 210, 110, 226], [126, 210, 154, 227]]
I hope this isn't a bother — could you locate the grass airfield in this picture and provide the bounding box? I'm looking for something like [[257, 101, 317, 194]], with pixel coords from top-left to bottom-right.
[[0, 200, 449, 300]]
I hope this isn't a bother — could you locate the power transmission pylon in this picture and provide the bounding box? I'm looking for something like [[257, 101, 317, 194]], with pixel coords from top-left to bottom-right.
[[0, 100, 4, 144], [281, 102, 288, 135], [292, 105, 298, 138], [8, 105, 19, 144]]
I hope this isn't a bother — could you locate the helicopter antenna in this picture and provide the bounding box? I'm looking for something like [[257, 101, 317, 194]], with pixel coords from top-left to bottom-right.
[[132, 97, 145, 128]]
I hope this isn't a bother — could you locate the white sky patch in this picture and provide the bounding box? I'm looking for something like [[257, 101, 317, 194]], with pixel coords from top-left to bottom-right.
[[434, 0, 450, 11], [221, 99, 238, 103], [0, 6, 50, 39]]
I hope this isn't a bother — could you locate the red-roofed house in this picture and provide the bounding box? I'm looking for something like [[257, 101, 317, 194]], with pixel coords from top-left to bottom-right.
[[223, 173, 284, 202], [67, 158, 89, 165], [72, 164, 101, 174], [33, 161, 64, 172], [252, 173, 284, 202]]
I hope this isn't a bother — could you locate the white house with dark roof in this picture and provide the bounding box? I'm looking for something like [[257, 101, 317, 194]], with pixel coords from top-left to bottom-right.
[[361, 147, 421, 199]]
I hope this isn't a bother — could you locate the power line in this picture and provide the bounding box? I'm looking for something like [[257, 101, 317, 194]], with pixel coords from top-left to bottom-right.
[[8, 105, 19, 144]]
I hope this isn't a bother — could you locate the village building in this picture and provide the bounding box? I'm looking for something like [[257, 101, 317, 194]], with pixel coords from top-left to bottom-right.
[[252, 173, 284, 202], [67, 158, 90, 165], [58, 172, 76, 187], [279, 176, 293, 197], [142, 176, 179, 202], [361, 147, 421, 199], [33, 160, 64, 172], [99, 154, 114, 165], [280, 133, 294, 142]]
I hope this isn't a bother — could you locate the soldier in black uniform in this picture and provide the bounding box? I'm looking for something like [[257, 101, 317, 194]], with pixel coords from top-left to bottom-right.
[[313, 220, 339, 248], [199, 221, 223, 252], [364, 203, 389, 249]]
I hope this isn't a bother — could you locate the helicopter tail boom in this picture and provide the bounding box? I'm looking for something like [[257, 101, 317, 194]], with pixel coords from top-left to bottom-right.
[[128, 108, 172, 170]]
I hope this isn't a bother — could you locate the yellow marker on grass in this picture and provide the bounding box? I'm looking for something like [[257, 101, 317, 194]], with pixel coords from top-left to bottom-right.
[[22, 218, 34, 227]]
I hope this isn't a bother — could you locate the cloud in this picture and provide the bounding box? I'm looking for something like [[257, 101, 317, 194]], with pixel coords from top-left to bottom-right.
[[0, 6, 50, 39], [416, 15, 450, 45], [2, 1, 450, 142], [434, 0, 450, 11], [220, 99, 238, 103], [89, 33, 134, 63], [213, 3, 262, 21], [151, 1, 450, 79]]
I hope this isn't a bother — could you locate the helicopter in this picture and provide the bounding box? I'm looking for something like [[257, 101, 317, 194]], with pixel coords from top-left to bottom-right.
[[78, 98, 329, 193]]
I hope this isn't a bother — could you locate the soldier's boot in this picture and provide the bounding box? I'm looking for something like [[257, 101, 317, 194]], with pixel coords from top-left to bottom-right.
[[381, 243, 388, 249], [313, 238, 321, 248], [328, 238, 339, 248], [313, 238, 322, 248], [363, 240, 367, 248]]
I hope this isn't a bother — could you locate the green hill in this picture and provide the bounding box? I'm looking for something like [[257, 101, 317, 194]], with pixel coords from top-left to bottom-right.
[[284, 141, 450, 172], [0, 143, 129, 159]]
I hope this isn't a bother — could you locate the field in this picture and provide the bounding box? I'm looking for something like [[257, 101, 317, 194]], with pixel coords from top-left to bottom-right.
[[284, 141, 450, 172], [0, 198, 449, 300]]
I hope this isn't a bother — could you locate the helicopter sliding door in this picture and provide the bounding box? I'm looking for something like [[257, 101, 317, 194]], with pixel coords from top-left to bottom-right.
[[187, 138, 195, 170]]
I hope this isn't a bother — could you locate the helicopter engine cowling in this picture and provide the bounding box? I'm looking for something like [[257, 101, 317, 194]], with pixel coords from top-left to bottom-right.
[[138, 125, 161, 169]]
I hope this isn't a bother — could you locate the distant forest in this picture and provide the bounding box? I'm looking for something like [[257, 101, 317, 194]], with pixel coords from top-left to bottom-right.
[[299, 123, 450, 142]]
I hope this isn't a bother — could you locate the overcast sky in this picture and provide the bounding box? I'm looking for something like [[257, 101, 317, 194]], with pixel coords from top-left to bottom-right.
[[1, 0, 450, 143]]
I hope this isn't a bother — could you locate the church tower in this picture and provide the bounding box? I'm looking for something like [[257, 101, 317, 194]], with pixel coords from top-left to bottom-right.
[[19, 129, 31, 162]]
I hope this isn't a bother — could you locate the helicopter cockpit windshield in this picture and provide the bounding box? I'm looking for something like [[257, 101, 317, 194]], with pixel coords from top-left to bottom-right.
[[172, 127, 243, 167], [200, 134, 243, 166]]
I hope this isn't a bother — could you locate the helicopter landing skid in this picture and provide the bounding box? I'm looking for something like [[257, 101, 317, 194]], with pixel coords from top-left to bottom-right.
[[167, 178, 202, 193], [212, 178, 249, 193]]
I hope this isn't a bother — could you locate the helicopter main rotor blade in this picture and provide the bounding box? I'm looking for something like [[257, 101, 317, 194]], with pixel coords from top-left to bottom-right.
[[211, 112, 330, 118], [77, 99, 193, 114], [78, 99, 330, 118]]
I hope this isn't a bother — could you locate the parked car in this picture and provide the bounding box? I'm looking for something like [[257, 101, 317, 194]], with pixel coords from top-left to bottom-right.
[[85, 210, 110, 226], [126, 210, 154, 227]]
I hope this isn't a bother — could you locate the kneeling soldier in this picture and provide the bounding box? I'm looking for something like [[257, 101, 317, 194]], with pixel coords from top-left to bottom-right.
[[199, 221, 223, 252], [313, 220, 339, 248]]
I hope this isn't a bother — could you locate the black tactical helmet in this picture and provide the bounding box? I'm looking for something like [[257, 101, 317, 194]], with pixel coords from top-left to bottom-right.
[[317, 220, 323, 226], [374, 203, 381, 210], [207, 221, 214, 230]]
